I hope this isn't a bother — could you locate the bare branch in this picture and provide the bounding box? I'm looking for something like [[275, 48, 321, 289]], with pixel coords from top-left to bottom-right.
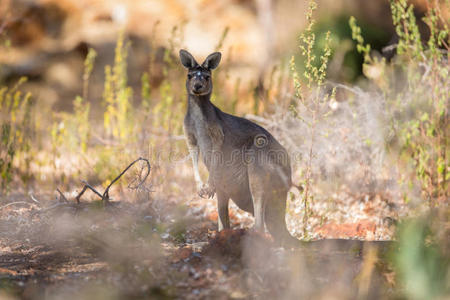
[[102, 157, 151, 203], [74, 180, 103, 204], [56, 188, 69, 203], [52, 157, 151, 206]]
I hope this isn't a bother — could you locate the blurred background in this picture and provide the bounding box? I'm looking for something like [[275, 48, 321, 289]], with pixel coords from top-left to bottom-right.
[[1, 0, 444, 110]]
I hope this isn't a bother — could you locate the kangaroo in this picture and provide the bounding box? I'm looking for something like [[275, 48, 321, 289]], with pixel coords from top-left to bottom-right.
[[180, 49, 299, 246]]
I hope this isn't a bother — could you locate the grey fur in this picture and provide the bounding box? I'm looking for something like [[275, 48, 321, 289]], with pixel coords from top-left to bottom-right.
[[180, 49, 298, 246]]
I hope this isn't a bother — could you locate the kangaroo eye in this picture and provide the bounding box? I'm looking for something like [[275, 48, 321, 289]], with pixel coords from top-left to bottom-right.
[[204, 75, 210, 80], [187, 74, 193, 79]]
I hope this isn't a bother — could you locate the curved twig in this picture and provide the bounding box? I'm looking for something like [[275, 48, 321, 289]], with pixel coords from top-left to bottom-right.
[[30, 158, 151, 217], [46, 157, 151, 208], [102, 157, 151, 203]]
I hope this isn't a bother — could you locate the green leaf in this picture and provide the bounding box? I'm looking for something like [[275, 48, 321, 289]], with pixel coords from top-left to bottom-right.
[[420, 112, 428, 121]]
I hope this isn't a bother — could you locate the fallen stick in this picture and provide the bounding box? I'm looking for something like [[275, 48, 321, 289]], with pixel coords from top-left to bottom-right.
[[31, 157, 151, 216], [56, 188, 69, 203], [72, 157, 151, 204], [101, 157, 151, 203], [75, 181, 102, 204]]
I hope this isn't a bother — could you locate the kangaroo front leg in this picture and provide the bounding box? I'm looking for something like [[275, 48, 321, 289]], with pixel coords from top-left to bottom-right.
[[217, 190, 230, 231], [189, 147, 203, 191], [188, 144, 214, 198], [184, 127, 207, 196], [199, 149, 218, 199], [189, 146, 215, 198], [199, 123, 224, 199]]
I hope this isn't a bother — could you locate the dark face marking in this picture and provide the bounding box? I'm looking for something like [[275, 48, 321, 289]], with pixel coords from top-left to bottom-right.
[[179, 50, 220, 96], [186, 67, 212, 96]]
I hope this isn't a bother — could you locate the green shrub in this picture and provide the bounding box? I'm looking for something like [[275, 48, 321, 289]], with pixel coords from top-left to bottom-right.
[[350, 0, 449, 206], [0, 78, 33, 192], [103, 30, 134, 142], [290, 0, 335, 237], [295, 14, 389, 82]]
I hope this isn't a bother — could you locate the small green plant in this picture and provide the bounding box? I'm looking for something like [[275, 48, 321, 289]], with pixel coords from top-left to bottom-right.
[[141, 72, 151, 113], [0, 78, 33, 193], [77, 47, 97, 152], [50, 48, 96, 156], [103, 30, 134, 142], [390, 0, 423, 59], [151, 25, 185, 136], [349, 16, 373, 65], [290, 0, 335, 237]]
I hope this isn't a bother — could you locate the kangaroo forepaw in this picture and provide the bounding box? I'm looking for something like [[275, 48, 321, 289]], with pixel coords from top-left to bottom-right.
[[198, 184, 215, 199]]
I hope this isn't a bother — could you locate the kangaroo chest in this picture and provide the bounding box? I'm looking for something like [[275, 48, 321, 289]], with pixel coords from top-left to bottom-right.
[[189, 103, 214, 165]]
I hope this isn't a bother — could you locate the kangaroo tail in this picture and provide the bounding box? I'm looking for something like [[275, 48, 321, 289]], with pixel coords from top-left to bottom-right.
[[264, 199, 300, 248]]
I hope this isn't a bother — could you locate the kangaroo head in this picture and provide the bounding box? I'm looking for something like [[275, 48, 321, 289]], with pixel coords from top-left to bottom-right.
[[179, 49, 221, 96]]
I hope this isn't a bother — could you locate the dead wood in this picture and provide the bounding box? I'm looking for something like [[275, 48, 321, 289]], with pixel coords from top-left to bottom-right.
[[32, 157, 151, 216], [72, 157, 151, 204]]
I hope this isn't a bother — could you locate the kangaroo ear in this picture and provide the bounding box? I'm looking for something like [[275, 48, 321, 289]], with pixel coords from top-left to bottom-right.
[[202, 52, 221, 70], [179, 49, 198, 69]]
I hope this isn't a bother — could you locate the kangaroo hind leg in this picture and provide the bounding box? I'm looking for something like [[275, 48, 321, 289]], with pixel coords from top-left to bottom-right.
[[216, 190, 230, 231], [264, 188, 298, 247], [247, 163, 269, 233], [248, 161, 297, 246]]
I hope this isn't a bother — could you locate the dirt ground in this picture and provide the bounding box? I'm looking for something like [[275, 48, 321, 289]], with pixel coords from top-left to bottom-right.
[[0, 188, 397, 300]]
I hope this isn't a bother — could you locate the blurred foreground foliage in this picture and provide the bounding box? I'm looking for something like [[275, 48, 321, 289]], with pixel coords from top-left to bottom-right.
[[392, 216, 449, 300]]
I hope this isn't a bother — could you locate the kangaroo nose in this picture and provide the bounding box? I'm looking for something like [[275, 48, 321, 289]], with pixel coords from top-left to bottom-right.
[[194, 83, 202, 91]]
